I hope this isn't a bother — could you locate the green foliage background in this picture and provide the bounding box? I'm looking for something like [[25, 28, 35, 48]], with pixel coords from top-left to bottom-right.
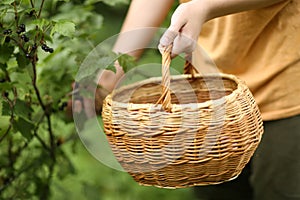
[[0, 0, 196, 199]]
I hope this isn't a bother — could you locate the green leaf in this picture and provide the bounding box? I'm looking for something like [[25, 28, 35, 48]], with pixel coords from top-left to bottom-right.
[[32, 18, 51, 29], [0, 45, 14, 64], [76, 56, 110, 81], [117, 54, 137, 73], [1, 100, 10, 115], [0, 82, 13, 92], [85, 0, 129, 6], [16, 53, 30, 69], [53, 4, 93, 24], [76, 50, 117, 81], [10, 72, 31, 89], [13, 116, 34, 141], [0, 116, 10, 136], [14, 99, 33, 119], [1, 8, 14, 24], [1, 0, 15, 4], [0, 99, 10, 135], [106, 64, 116, 73], [51, 20, 75, 38]]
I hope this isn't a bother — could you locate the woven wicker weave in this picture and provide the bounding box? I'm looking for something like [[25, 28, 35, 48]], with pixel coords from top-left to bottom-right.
[[102, 47, 264, 188]]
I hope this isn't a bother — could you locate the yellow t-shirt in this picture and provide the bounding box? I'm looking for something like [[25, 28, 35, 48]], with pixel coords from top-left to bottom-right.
[[181, 0, 300, 121]]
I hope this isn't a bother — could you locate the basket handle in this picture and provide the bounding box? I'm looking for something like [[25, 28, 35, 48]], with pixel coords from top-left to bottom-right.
[[156, 45, 199, 112]]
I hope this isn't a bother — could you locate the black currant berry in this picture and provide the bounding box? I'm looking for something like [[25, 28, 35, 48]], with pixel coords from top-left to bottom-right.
[[4, 92, 9, 98], [26, 53, 31, 58], [16, 24, 26, 34], [41, 44, 54, 53], [21, 34, 29, 42], [41, 44, 49, 51], [19, 24, 25, 30], [5, 36, 11, 43], [3, 29, 12, 35], [32, 44, 37, 50], [29, 10, 35, 17], [16, 28, 22, 34], [48, 48, 54, 53]]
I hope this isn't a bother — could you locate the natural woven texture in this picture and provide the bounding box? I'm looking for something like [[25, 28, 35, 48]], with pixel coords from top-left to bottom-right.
[[102, 49, 264, 188]]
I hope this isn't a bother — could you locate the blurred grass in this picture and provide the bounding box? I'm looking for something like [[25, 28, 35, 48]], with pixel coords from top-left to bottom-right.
[[51, 2, 198, 200]]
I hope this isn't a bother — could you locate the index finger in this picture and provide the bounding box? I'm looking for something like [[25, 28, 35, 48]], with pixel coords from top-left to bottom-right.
[[159, 28, 179, 47]]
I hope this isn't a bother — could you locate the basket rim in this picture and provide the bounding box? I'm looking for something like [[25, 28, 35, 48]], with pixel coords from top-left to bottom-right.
[[104, 73, 247, 110]]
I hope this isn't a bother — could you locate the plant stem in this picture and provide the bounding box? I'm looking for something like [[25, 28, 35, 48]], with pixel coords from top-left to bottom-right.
[[31, 53, 56, 161], [0, 125, 12, 143], [30, 0, 34, 8], [31, 59, 46, 111], [46, 115, 56, 161], [0, 93, 15, 143], [40, 160, 55, 200], [13, 1, 18, 26], [33, 113, 52, 152], [38, 0, 46, 18]]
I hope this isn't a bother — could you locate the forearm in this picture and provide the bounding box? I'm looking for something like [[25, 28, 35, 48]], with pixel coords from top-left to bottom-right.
[[113, 0, 174, 59], [195, 0, 289, 22], [160, 0, 289, 56]]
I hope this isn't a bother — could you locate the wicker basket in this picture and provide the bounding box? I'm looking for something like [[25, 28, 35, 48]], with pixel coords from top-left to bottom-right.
[[102, 47, 264, 188]]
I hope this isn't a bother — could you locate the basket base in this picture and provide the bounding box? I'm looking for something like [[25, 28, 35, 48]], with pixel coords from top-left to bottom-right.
[[131, 170, 242, 189]]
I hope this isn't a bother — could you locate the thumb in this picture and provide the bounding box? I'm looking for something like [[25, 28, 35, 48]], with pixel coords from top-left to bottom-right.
[[159, 28, 178, 55]]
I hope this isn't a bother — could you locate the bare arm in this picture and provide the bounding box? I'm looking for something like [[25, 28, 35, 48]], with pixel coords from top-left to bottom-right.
[[101, 0, 174, 92], [160, 0, 290, 56], [203, 0, 288, 20], [113, 0, 175, 59], [73, 1, 174, 118]]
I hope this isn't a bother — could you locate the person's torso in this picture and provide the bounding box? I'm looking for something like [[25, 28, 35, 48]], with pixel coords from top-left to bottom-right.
[[180, 0, 300, 120]]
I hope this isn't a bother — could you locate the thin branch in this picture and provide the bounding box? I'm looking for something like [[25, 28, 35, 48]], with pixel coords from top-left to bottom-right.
[[30, 55, 55, 161], [13, 1, 18, 27], [29, 0, 38, 18], [0, 125, 12, 143], [37, 0, 45, 18], [40, 160, 55, 199], [31, 60, 46, 111], [30, 0, 34, 8], [34, 132, 51, 152], [27, 0, 56, 164], [33, 113, 51, 152], [46, 115, 56, 161], [14, 141, 29, 160]]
